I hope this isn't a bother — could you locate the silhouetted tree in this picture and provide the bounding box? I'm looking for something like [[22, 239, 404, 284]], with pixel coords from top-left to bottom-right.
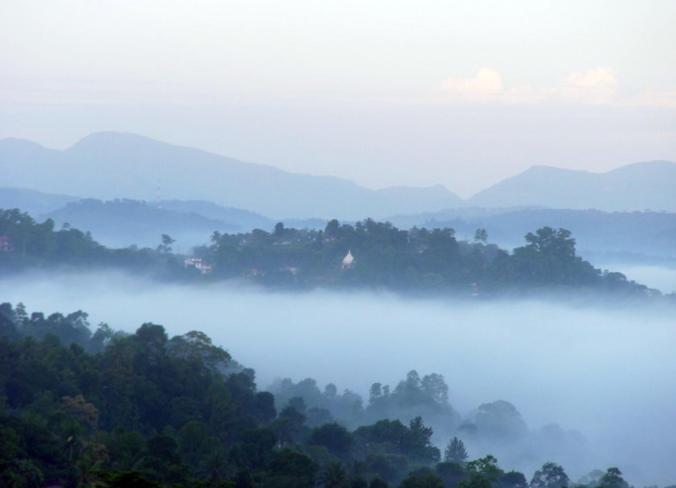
[[530, 462, 569, 488], [444, 437, 468, 463]]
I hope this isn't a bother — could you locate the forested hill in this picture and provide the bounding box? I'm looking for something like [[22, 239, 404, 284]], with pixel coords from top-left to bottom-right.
[[0, 303, 634, 487], [0, 208, 186, 278], [0, 208, 659, 298]]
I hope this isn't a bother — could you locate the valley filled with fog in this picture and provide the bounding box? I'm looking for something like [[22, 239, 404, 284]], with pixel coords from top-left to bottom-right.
[[2, 270, 675, 484]]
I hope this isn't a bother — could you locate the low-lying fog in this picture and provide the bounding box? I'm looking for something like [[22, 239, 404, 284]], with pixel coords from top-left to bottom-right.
[[600, 263, 676, 295], [2, 271, 675, 485]]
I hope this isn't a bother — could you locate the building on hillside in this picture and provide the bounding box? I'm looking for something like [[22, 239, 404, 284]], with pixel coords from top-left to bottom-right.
[[280, 265, 299, 276], [0, 236, 13, 252], [184, 257, 213, 275], [341, 249, 355, 269]]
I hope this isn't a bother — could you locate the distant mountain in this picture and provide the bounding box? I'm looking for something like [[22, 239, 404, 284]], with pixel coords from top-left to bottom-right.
[[469, 161, 676, 211], [45, 199, 235, 250], [42, 198, 327, 249], [388, 207, 676, 263], [0, 187, 78, 215], [156, 199, 273, 231], [0, 132, 463, 219], [3, 132, 673, 217]]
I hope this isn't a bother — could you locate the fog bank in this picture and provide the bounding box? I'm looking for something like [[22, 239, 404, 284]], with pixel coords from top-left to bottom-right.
[[1, 271, 675, 484]]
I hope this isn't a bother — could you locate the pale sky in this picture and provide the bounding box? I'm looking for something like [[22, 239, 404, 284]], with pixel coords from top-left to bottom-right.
[[1, 0, 675, 196]]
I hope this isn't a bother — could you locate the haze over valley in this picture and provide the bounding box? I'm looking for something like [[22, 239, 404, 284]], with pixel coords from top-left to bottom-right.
[[2, 2, 676, 487], [2, 272, 676, 484]]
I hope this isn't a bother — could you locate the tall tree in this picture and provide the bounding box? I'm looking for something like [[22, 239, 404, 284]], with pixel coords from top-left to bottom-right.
[[530, 462, 569, 488], [444, 437, 468, 463]]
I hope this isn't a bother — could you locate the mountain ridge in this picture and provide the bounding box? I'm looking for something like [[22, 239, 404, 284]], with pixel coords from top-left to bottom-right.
[[0, 132, 463, 219], [469, 160, 676, 211], [1, 131, 675, 214]]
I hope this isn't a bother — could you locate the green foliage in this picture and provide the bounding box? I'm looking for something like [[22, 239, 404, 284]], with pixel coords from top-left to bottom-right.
[[596, 468, 629, 488], [444, 437, 468, 464], [474, 229, 488, 244], [400, 469, 444, 488], [0, 209, 188, 279], [500, 471, 528, 488], [310, 423, 353, 458], [530, 462, 569, 488], [0, 210, 650, 296], [202, 219, 646, 295], [0, 302, 632, 488]]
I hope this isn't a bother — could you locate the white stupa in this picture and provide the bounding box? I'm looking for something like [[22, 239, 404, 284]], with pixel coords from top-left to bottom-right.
[[341, 249, 355, 269]]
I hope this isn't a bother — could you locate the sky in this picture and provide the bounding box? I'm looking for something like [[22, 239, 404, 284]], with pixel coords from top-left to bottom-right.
[[1, 0, 675, 196]]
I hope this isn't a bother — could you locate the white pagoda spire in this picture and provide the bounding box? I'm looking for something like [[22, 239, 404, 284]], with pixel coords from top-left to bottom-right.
[[342, 249, 355, 269]]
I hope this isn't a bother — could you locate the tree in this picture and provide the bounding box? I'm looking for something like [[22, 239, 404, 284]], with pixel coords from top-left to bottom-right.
[[401, 470, 444, 488], [530, 462, 569, 488], [274, 222, 285, 237], [157, 234, 175, 253], [319, 462, 349, 488], [421, 373, 449, 404], [474, 229, 488, 243], [597, 468, 628, 488], [369, 478, 389, 488], [267, 448, 318, 486], [236, 428, 276, 469], [310, 423, 353, 457], [436, 462, 465, 487], [444, 437, 468, 463], [458, 476, 491, 488], [168, 330, 231, 370], [369, 383, 383, 404], [407, 417, 440, 463], [474, 400, 527, 441], [466, 455, 503, 483], [272, 405, 306, 446], [501, 471, 528, 488], [523, 227, 576, 258]]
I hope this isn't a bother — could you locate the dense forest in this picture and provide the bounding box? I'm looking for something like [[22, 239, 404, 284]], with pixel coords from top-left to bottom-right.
[[0, 209, 658, 299], [0, 303, 641, 488], [0, 209, 184, 278]]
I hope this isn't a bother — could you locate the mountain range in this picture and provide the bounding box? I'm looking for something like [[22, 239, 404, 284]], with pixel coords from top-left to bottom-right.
[[1, 189, 675, 263], [1, 131, 675, 219], [44, 199, 266, 250], [469, 161, 676, 211], [0, 188, 322, 249], [0, 132, 462, 219]]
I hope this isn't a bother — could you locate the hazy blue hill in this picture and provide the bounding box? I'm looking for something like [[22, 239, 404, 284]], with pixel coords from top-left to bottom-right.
[[156, 199, 273, 230], [0, 132, 463, 219], [0, 187, 78, 215], [389, 207, 676, 262], [373, 184, 462, 214], [45, 199, 237, 250], [469, 161, 676, 211], [4, 132, 673, 217], [602, 161, 676, 211], [0, 137, 60, 162]]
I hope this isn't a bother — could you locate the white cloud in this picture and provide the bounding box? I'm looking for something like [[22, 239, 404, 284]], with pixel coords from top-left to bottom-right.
[[440, 68, 505, 102], [559, 67, 618, 104], [438, 67, 675, 108]]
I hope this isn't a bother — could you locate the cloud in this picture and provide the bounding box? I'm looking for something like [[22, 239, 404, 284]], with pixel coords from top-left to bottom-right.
[[440, 68, 505, 102], [438, 67, 675, 108], [559, 67, 618, 104]]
